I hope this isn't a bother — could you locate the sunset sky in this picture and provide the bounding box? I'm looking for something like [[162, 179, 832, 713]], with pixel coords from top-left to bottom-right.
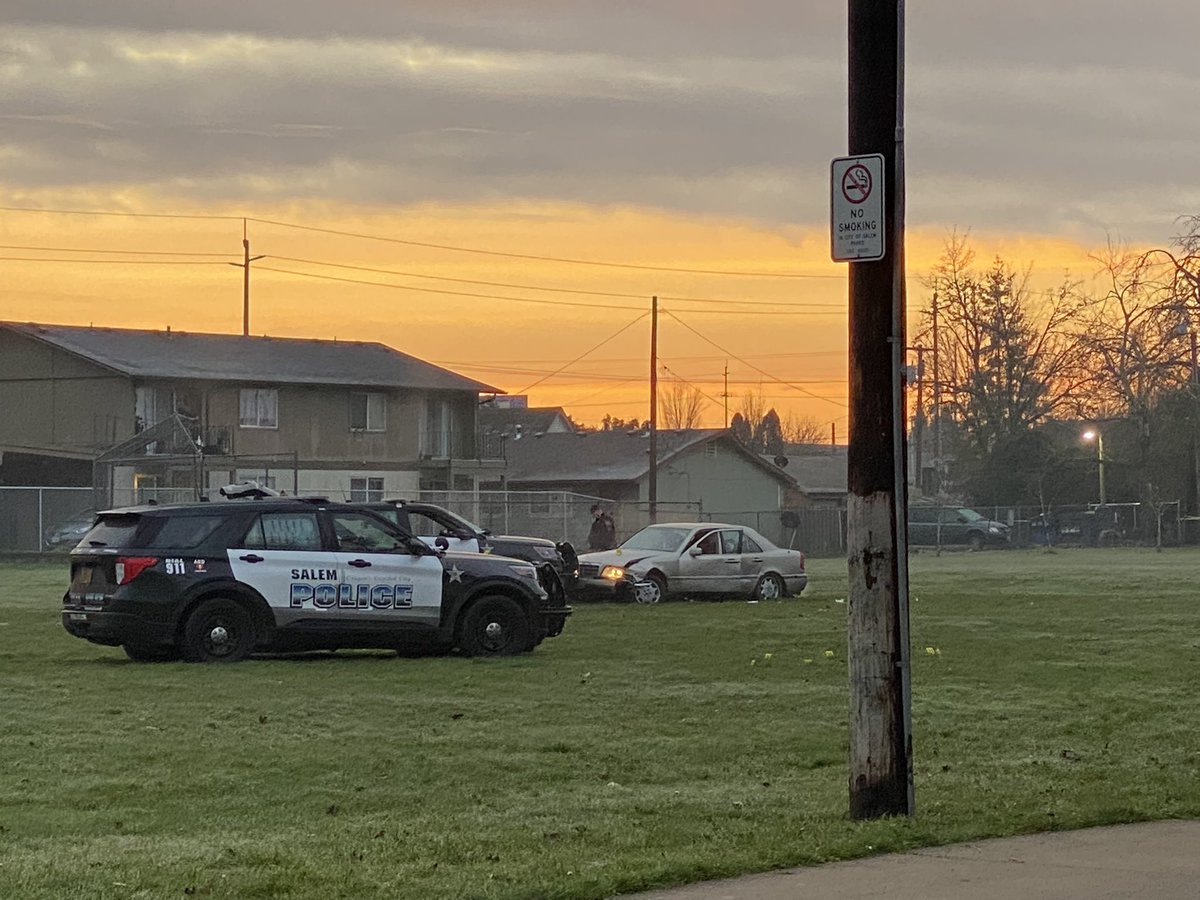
[[3, 1, 1197, 430]]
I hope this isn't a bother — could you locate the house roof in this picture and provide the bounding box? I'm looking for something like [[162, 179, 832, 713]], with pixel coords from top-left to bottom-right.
[[766, 449, 848, 495], [479, 405, 573, 436], [2, 322, 500, 393], [506, 428, 797, 486]]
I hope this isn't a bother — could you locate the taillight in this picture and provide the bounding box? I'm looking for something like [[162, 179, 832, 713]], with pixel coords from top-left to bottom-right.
[[799, 552, 806, 572], [115, 556, 159, 585]]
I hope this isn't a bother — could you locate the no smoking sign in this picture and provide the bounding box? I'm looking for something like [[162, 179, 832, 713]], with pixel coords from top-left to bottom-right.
[[830, 154, 885, 261]]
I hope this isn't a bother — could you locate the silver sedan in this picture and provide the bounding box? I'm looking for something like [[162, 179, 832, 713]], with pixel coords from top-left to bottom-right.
[[576, 522, 808, 603]]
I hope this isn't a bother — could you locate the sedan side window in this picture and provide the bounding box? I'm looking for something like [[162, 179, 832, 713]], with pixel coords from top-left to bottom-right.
[[694, 531, 720, 555], [742, 534, 763, 554], [719, 529, 743, 554]]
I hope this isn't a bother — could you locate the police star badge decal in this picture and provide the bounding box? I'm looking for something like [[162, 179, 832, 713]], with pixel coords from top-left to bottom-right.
[[448, 564, 464, 583]]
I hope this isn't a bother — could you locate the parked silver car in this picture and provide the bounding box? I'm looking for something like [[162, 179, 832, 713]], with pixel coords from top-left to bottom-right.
[[576, 522, 807, 603]]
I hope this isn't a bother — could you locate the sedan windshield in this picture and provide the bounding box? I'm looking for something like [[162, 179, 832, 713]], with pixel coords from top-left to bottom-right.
[[620, 526, 693, 553]]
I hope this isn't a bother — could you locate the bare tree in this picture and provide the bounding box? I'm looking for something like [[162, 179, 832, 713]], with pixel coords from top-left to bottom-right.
[[783, 412, 826, 445], [737, 387, 767, 431], [1076, 241, 1194, 434], [660, 380, 707, 429]]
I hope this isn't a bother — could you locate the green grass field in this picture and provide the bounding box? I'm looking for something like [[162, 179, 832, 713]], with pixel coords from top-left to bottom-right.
[[2, 549, 1199, 899]]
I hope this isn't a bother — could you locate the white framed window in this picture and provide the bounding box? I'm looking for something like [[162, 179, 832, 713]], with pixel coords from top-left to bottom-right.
[[350, 392, 386, 432], [349, 476, 385, 502], [239, 388, 278, 429]]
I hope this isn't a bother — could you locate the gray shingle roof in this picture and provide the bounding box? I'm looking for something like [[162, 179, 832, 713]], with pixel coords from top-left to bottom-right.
[[506, 429, 796, 485], [479, 406, 573, 436], [767, 449, 848, 494], [4, 322, 499, 392]]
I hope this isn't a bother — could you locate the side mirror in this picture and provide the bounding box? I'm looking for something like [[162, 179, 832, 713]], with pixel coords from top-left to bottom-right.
[[434, 536, 450, 551], [688, 544, 703, 557]]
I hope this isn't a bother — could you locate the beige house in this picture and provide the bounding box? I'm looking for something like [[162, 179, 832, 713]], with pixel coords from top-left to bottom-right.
[[0, 322, 502, 503]]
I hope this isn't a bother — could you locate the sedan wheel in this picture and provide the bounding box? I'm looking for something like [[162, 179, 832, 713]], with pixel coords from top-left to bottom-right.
[[754, 573, 786, 601], [636, 573, 667, 604]]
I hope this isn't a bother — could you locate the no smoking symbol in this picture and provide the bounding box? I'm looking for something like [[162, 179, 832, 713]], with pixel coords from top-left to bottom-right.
[[841, 164, 872, 204]]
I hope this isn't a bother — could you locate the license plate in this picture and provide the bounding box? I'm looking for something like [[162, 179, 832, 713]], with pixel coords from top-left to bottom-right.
[[68, 612, 87, 622], [77, 568, 94, 586]]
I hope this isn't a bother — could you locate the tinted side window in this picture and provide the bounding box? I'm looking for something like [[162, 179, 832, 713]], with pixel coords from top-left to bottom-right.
[[330, 512, 404, 552], [720, 530, 742, 554], [144, 515, 225, 550], [80, 514, 139, 548], [241, 512, 323, 550], [743, 535, 763, 553]]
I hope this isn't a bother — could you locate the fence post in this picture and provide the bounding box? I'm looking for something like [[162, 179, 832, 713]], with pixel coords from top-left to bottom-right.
[[38, 488, 45, 551]]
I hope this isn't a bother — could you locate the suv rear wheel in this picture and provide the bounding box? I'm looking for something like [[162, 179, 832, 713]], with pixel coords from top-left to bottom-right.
[[459, 595, 531, 657], [182, 597, 255, 663]]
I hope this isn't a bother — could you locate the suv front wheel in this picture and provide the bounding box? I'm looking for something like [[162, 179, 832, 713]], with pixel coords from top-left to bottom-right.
[[182, 597, 255, 663], [459, 595, 531, 657]]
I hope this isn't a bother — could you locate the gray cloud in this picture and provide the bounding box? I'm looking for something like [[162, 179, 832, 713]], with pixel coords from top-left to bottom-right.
[[0, 2, 1196, 242]]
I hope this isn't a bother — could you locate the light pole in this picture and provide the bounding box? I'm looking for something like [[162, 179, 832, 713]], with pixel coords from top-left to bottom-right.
[[1082, 429, 1106, 505]]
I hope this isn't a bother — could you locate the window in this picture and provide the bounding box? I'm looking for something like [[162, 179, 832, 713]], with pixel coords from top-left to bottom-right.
[[330, 512, 402, 552], [742, 534, 763, 554], [349, 476, 385, 502], [350, 393, 386, 432], [424, 398, 451, 456], [719, 529, 743, 554], [242, 512, 322, 551], [239, 388, 278, 429], [145, 515, 224, 550]]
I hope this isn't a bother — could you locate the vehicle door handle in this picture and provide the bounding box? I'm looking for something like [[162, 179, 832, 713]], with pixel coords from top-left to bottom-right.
[[751, 557, 764, 563], [723, 558, 740, 564], [239, 554, 264, 563], [348, 559, 372, 568]]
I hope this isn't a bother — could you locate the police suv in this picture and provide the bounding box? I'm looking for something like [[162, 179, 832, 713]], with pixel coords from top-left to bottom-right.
[[360, 499, 578, 603], [62, 498, 571, 663]]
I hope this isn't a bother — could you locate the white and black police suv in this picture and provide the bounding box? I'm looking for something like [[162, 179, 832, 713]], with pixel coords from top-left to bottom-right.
[[62, 498, 571, 663], [359, 499, 579, 603]]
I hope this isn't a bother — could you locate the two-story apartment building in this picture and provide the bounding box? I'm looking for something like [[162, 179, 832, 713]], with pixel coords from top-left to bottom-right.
[[0, 322, 503, 503]]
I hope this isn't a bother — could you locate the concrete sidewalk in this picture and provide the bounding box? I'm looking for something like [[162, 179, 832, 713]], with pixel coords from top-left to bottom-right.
[[623, 820, 1200, 899]]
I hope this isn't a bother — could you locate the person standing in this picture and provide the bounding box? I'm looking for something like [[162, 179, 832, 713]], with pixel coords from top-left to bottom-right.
[[588, 503, 616, 551]]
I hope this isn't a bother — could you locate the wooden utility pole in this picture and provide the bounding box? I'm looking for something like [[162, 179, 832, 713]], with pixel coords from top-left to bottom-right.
[[230, 218, 265, 336], [846, 0, 913, 819], [648, 296, 659, 523], [912, 346, 926, 493], [931, 291, 941, 494]]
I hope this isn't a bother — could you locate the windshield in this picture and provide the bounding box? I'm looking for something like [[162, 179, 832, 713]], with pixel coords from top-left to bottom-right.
[[958, 508, 986, 522], [620, 525, 693, 553]]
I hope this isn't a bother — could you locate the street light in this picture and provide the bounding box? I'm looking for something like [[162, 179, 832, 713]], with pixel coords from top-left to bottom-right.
[[1082, 429, 1106, 505]]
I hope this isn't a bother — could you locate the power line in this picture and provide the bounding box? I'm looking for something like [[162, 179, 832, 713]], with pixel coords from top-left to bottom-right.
[[266, 254, 843, 309], [256, 264, 829, 316], [432, 349, 846, 365], [0, 257, 231, 265], [0, 205, 241, 221], [250, 217, 845, 280], [0, 244, 232, 257], [256, 265, 644, 311], [662, 308, 850, 408], [516, 312, 650, 395]]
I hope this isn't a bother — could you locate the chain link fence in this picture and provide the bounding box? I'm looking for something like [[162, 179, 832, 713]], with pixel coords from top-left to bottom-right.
[[2, 484, 1185, 555]]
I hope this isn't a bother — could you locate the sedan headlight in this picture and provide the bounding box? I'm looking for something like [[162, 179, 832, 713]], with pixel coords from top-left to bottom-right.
[[508, 565, 539, 580], [532, 546, 559, 560], [600, 565, 626, 580]]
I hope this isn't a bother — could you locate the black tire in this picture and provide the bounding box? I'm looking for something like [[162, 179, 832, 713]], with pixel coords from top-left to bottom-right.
[[459, 595, 532, 657], [637, 572, 668, 604], [181, 597, 256, 663], [753, 572, 787, 601], [123, 642, 181, 662]]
